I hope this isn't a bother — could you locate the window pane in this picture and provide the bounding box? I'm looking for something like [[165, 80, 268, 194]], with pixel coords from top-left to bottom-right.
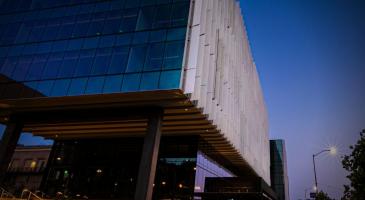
[[140, 72, 159, 90], [103, 75, 123, 93], [26, 55, 47, 81], [68, 39, 84, 51], [0, 57, 17, 77], [167, 27, 186, 41], [136, 7, 155, 31], [116, 33, 132, 45], [153, 5, 171, 28], [121, 73, 141, 92], [120, 8, 138, 32], [126, 45, 147, 73], [83, 37, 100, 49], [12, 56, 32, 81], [68, 78, 87, 96], [144, 43, 164, 71], [58, 51, 79, 78], [51, 79, 70, 97], [37, 80, 54, 96], [159, 70, 180, 89], [149, 30, 166, 42], [74, 49, 95, 77], [172, 2, 189, 26], [91, 48, 112, 75], [85, 76, 105, 94], [42, 53, 63, 79], [108, 46, 129, 74], [99, 35, 116, 48], [132, 31, 149, 44], [163, 41, 184, 69]]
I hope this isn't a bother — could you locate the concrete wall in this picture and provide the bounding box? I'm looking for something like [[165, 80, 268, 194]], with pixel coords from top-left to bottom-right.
[[182, 0, 270, 184]]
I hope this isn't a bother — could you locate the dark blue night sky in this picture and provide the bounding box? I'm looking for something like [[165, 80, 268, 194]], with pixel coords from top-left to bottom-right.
[[240, 0, 365, 199]]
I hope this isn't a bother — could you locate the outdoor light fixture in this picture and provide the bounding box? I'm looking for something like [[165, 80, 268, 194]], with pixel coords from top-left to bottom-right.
[[312, 146, 337, 193], [178, 184, 183, 188], [56, 157, 62, 161], [193, 167, 196, 171], [162, 181, 166, 185], [96, 169, 102, 173]]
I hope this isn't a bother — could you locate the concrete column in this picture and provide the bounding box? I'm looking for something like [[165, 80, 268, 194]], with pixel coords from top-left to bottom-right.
[[134, 108, 163, 200], [0, 122, 23, 184]]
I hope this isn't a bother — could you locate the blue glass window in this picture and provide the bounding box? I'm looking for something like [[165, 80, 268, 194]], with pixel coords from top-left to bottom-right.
[[15, 22, 32, 43], [149, 30, 166, 42], [132, 31, 149, 44], [159, 70, 180, 89], [120, 8, 138, 32], [108, 46, 129, 74], [51, 79, 70, 97], [136, 7, 155, 31], [52, 40, 68, 52], [22, 44, 38, 55], [110, 0, 124, 10], [121, 73, 141, 92], [103, 10, 122, 34], [74, 49, 95, 77], [167, 27, 186, 41], [85, 76, 105, 94], [99, 35, 116, 48], [124, 0, 141, 9], [164, 41, 184, 69], [140, 72, 159, 90], [42, 52, 63, 79], [144, 43, 164, 71], [67, 39, 84, 51], [12, 56, 32, 81], [37, 80, 54, 96], [68, 78, 87, 96], [103, 75, 123, 93], [36, 43, 53, 54], [0, 57, 17, 77], [116, 33, 132, 45], [8, 45, 24, 56], [83, 37, 100, 49], [91, 48, 112, 75], [126, 45, 147, 73], [73, 14, 91, 37], [26, 54, 47, 80], [42, 18, 62, 41], [172, 2, 189, 26], [88, 12, 106, 36], [154, 5, 171, 28], [58, 51, 79, 78], [57, 16, 76, 39]]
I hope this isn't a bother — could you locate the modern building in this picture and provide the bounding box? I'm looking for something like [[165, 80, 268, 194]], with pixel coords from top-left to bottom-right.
[[270, 140, 290, 200], [0, 0, 272, 199], [3, 145, 51, 194]]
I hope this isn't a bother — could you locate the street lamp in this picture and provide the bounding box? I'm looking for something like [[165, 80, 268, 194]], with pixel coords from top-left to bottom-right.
[[312, 147, 337, 193]]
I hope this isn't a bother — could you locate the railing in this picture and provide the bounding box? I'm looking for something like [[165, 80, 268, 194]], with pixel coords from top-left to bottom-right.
[[0, 187, 15, 199], [20, 189, 43, 200]]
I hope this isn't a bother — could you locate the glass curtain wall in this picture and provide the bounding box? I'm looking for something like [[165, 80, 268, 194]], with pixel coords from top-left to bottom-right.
[[0, 0, 190, 99]]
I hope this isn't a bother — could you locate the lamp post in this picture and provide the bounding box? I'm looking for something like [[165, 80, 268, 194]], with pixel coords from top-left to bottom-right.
[[312, 147, 337, 194]]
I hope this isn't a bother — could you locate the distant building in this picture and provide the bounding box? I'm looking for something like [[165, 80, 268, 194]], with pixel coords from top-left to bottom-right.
[[4, 145, 51, 194], [270, 140, 290, 200]]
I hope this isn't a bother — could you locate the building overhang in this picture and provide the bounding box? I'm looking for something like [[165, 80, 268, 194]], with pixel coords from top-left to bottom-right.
[[0, 89, 259, 178]]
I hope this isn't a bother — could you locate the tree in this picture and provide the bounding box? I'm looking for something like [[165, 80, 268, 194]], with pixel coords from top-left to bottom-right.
[[341, 129, 365, 200], [315, 190, 332, 200]]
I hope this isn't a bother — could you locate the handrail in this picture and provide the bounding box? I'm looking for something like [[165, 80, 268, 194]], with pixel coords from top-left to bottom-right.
[[20, 189, 43, 200], [0, 187, 16, 199]]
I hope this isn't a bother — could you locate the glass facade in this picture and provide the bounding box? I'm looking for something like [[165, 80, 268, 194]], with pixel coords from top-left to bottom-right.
[[194, 151, 234, 194], [0, 0, 189, 99], [44, 136, 197, 199], [270, 140, 287, 200]]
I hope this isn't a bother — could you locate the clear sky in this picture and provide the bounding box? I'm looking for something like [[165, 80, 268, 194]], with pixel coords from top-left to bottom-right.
[[1, 1, 365, 199], [239, 0, 365, 199]]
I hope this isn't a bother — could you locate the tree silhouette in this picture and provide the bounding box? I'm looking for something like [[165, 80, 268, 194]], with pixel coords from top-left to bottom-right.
[[341, 129, 365, 200]]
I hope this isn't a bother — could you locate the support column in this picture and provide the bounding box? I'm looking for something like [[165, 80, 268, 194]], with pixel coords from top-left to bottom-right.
[[0, 122, 23, 184], [39, 141, 58, 192], [134, 108, 163, 200]]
